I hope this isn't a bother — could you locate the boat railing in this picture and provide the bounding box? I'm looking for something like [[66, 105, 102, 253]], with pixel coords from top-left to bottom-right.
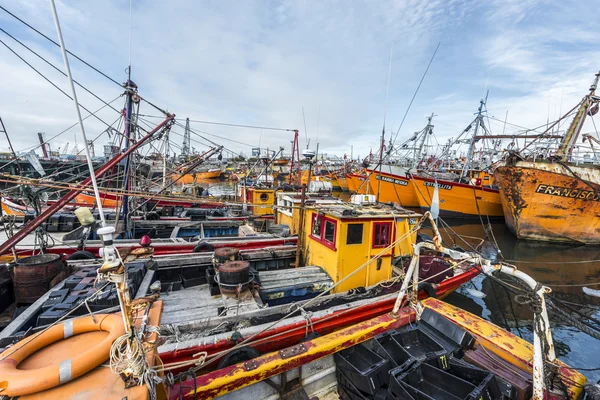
[[392, 212, 555, 400]]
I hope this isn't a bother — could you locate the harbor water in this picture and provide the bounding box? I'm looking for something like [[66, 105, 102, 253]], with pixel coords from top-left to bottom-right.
[[207, 180, 600, 383]]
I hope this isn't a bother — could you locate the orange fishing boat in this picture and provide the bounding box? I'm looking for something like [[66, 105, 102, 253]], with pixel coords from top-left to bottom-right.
[[336, 174, 349, 191], [367, 168, 419, 207], [494, 71, 600, 243], [347, 172, 370, 194], [412, 175, 504, 219], [173, 168, 221, 183]]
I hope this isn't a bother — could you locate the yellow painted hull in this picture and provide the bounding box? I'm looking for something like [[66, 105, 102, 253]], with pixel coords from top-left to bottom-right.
[[173, 170, 221, 183], [367, 170, 419, 207], [347, 173, 369, 194], [337, 176, 349, 191], [345, 174, 357, 192], [412, 176, 504, 218], [494, 161, 600, 243], [185, 298, 585, 399]]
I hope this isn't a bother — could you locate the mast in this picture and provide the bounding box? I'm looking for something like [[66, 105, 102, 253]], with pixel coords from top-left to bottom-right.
[[0, 117, 20, 174], [182, 117, 191, 159], [121, 78, 137, 234], [556, 71, 600, 161], [461, 95, 486, 179], [162, 129, 169, 186], [413, 113, 435, 169]]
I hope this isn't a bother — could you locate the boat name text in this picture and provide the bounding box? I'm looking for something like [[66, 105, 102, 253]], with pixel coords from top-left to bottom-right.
[[375, 175, 408, 186], [536, 184, 600, 201], [424, 181, 453, 190]]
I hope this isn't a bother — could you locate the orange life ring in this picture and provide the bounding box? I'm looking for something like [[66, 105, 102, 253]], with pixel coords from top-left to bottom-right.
[[0, 313, 125, 396]]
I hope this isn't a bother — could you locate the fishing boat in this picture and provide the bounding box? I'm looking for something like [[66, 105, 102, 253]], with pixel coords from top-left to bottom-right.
[[347, 172, 370, 194], [494, 71, 600, 243], [371, 106, 504, 218]]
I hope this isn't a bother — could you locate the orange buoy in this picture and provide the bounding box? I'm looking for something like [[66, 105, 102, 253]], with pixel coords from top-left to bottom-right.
[[0, 313, 125, 396]]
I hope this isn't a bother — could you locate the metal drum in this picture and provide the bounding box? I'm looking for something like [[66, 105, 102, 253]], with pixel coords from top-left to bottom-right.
[[13, 253, 66, 304], [217, 260, 250, 294]]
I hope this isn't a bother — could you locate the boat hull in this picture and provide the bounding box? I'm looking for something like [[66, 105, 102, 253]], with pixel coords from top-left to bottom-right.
[[347, 173, 369, 194], [158, 266, 480, 370], [412, 176, 504, 219], [494, 161, 600, 244], [367, 169, 419, 207]]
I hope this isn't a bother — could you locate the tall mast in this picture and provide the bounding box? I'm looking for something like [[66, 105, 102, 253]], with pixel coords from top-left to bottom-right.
[[556, 71, 600, 161], [121, 77, 137, 234], [182, 117, 191, 159], [413, 113, 435, 169], [461, 95, 486, 179]]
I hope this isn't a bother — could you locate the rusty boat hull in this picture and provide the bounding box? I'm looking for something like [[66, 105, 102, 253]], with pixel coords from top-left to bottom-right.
[[494, 160, 600, 244]]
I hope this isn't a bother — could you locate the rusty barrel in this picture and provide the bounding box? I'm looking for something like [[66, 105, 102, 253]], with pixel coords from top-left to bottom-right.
[[13, 253, 65, 304], [218, 260, 250, 294], [213, 247, 240, 270]]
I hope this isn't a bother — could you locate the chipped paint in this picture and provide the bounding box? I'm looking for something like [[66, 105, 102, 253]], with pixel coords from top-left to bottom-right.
[[494, 160, 600, 244], [422, 298, 586, 399], [171, 311, 415, 399]]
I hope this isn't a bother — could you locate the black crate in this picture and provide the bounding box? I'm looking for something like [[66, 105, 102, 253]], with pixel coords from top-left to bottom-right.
[[419, 308, 475, 350], [206, 268, 220, 295], [335, 343, 390, 395], [392, 327, 447, 367], [389, 362, 478, 400], [443, 358, 501, 400], [161, 276, 182, 292], [373, 331, 415, 372], [337, 368, 370, 400], [46, 213, 61, 232], [182, 268, 207, 288], [60, 213, 81, 232]]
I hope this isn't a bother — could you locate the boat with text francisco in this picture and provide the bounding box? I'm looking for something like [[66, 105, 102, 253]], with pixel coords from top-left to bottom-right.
[[494, 71, 600, 243]]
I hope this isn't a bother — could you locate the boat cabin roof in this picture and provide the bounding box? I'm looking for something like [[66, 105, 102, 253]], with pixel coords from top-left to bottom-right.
[[307, 202, 420, 220]]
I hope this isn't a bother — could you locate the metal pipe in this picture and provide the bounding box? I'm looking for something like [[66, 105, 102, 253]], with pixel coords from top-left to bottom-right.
[[0, 115, 174, 256], [482, 262, 555, 400], [49, 0, 106, 226]]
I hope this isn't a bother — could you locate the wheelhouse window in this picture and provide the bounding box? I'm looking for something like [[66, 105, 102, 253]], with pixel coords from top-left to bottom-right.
[[373, 222, 392, 248], [311, 213, 337, 249], [346, 223, 363, 245], [324, 220, 335, 243], [312, 213, 322, 236]]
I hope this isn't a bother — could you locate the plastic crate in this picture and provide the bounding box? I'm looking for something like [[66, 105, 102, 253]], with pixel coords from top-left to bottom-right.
[[337, 368, 369, 400], [392, 327, 447, 367], [182, 268, 207, 288], [372, 331, 415, 372], [389, 362, 479, 400], [335, 343, 390, 395], [443, 358, 501, 400], [419, 308, 475, 350]]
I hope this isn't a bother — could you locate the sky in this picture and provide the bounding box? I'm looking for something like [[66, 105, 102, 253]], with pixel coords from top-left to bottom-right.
[[0, 0, 599, 160]]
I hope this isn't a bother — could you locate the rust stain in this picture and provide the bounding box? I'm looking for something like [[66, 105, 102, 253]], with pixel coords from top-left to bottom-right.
[[494, 161, 600, 244]]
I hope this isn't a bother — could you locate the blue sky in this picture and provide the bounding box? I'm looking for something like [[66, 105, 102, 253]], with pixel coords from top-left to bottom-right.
[[0, 0, 599, 159]]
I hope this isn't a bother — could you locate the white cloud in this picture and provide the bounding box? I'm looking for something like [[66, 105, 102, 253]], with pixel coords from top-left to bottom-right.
[[0, 0, 598, 161]]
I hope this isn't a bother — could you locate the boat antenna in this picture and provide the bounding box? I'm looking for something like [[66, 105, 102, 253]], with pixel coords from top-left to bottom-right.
[[391, 41, 440, 147], [49, 0, 106, 226], [302, 105, 309, 149], [128, 0, 132, 79]]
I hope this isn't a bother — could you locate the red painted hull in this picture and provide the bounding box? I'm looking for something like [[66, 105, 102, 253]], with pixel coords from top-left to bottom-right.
[[158, 266, 480, 372], [14, 237, 297, 257]]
